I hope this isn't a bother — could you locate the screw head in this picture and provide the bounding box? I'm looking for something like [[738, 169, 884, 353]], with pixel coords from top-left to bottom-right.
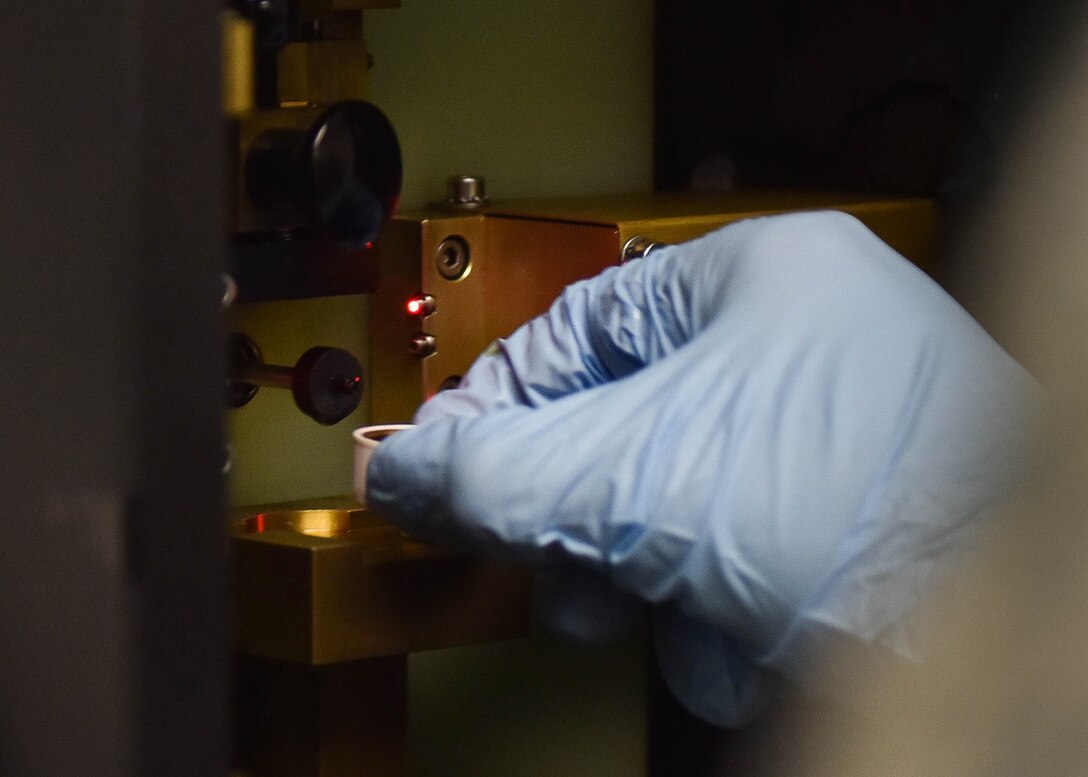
[[446, 175, 488, 210], [435, 235, 471, 281]]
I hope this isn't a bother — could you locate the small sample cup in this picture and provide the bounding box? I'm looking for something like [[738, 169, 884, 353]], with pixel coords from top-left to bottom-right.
[[352, 424, 415, 507]]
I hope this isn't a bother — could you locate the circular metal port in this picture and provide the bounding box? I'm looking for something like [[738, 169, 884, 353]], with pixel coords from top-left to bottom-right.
[[435, 235, 471, 281]]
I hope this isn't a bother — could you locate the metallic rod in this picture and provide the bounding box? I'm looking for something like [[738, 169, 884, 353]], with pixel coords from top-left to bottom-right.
[[237, 364, 294, 390]]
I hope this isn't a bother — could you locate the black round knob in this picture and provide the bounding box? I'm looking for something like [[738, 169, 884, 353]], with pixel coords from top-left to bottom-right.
[[245, 100, 402, 246], [291, 346, 364, 426]]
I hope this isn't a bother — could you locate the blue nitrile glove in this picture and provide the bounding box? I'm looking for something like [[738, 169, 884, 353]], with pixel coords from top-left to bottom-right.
[[366, 211, 1040, 726]]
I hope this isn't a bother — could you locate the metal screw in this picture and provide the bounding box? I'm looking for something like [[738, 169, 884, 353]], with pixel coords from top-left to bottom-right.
[[435, 235, 471, 281], [446, 175, 488, 210]]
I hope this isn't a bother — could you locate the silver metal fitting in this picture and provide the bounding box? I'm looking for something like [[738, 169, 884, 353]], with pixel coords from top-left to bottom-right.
[[446, 175, 488, 210], [621, 235, 665, 264], [435, 235, 472, 281], [409, 333, 437, 358]]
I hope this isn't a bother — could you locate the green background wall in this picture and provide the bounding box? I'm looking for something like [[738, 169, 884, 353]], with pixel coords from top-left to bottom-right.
[[228, 0, 653, 507], [364, 0, 655, 209], [229, 1, 654, 773]]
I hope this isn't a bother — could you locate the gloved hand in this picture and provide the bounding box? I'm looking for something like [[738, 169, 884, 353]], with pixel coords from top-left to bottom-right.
[[366, 211, 1040, 726]]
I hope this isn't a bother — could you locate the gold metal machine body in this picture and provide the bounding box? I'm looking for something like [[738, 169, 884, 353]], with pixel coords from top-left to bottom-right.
[[232, 187, 935, 777], [221, 9, 939, 777], [370, 190, 936, 421]]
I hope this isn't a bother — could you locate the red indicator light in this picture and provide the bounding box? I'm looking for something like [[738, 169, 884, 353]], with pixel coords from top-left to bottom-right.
[[405, 294, 436, 317]]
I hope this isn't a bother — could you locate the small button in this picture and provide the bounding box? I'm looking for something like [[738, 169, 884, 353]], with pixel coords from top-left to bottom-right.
[[409, 333, 437, 358], [406, 293, 437, 317]]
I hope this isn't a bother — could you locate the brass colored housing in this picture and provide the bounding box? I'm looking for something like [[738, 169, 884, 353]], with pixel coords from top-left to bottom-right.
[[230, 496, 531, 665], [230, 498, 530, 777], [370, 190, 937, 423], [278, 39, 371, 104], [232, 192, 936, 777], [222, 12, 255, 117]]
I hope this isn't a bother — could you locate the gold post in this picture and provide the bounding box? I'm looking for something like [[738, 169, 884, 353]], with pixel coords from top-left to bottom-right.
[[222, 12, 255, 118]]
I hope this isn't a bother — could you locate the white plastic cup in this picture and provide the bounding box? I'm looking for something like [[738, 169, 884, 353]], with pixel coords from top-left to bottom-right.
[[353, 424, 415, 507]]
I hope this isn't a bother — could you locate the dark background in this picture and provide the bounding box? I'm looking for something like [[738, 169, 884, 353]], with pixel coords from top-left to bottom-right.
[[651, 2, 1083, 774], [655, 0, 1084, 228]]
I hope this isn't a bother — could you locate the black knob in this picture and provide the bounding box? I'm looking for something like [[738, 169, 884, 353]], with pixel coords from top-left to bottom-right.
[[227, 334, 364, 425], [245, 101, 402, 246], [292, 347, 364, 426]]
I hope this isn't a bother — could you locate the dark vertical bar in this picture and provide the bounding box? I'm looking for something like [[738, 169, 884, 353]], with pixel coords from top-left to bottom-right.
[[0, 0, 141, 774], [132, 2, 229, 776], [0, 0, 225, 775]]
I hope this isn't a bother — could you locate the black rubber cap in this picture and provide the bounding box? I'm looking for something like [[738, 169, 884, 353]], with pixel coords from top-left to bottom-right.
[[291, 346, 364, 425]]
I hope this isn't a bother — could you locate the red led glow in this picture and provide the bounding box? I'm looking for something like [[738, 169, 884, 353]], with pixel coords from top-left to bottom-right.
[[406, 294, 435, 317]]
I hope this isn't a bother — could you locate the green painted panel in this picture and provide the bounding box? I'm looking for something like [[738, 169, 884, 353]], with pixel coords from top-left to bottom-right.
[[364, 0, 654, 209], [408, 634, 648, 777], [228, 0, 653, 506], [227, 7, 654, 776], [226, 295, 369, 506]]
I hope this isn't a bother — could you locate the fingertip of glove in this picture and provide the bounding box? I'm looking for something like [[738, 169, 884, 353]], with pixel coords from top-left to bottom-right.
[[364, 416, 516, 539], [365, 425, 446, 528]]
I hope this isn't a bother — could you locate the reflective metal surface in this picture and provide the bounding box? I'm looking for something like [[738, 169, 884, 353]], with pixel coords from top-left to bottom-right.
[[230, 497, 532, 665], [370, 190, 937, 423], [446, 174, 489, 210], [621, 234, 665, 263], [222, 11, 255, 117], [241, 508, 388, 538], [434, 234, 472, 280]]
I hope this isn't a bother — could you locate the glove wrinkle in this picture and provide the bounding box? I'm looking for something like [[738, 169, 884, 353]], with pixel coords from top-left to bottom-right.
[[775, 335, 942, 645], [365, 211, 1043, 728]]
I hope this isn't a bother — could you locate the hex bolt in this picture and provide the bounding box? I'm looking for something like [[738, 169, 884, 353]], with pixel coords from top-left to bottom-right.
[[445, 175, 488, 210]]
